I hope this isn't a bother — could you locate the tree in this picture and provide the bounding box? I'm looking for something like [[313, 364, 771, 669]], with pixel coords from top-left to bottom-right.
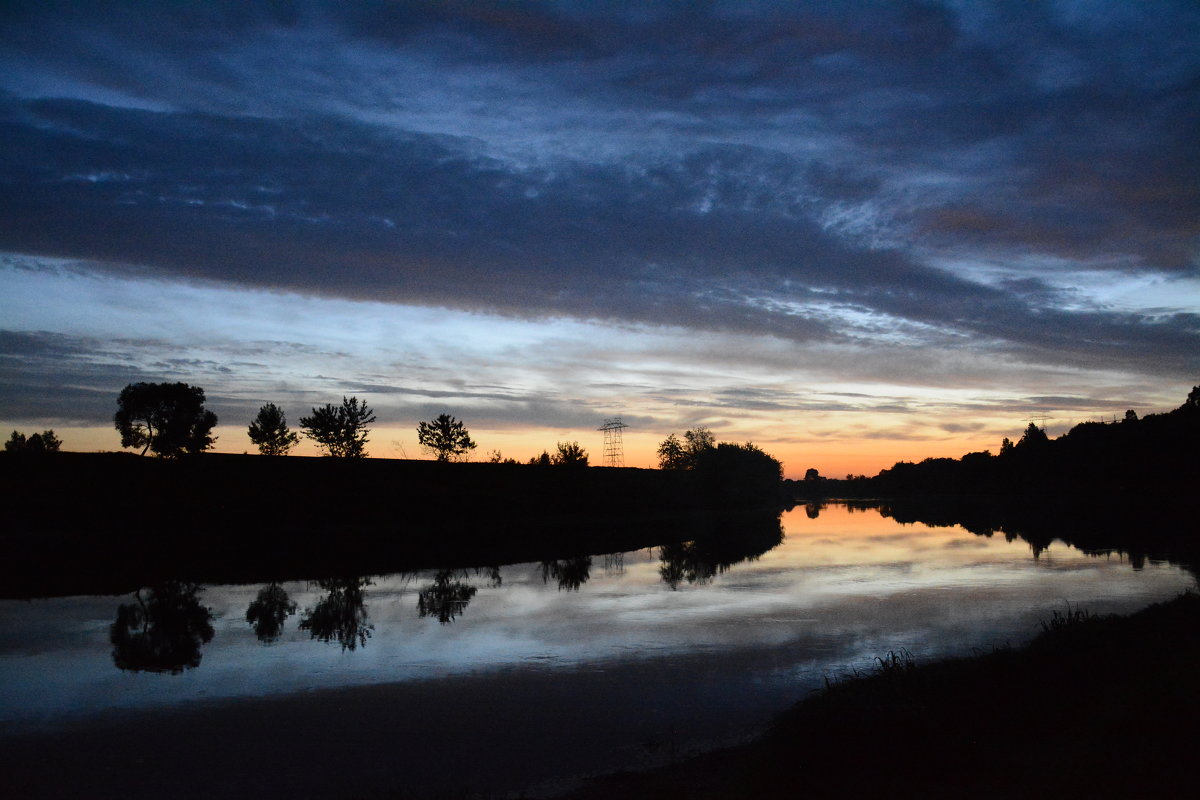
[[657, 426, 716, 470], [300, 396, 375, 458], [804, 468, 821, 482], [1017, 422, 1049, 449], [5, 430, 61, 454], [247, 403, 299, 456], [657, 433, 687, 469], [551, 440, 588, 467], [684, 427, 716, 456], [693, 442, 783, 506], [416, 413, 477, 462], [114, 382, 218, 457], [37, 429, 62, 452]]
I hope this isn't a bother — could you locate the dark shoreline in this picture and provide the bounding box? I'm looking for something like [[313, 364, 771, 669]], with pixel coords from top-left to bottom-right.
[[557, 590, 1200, 799], [0, 451, 785, 599]]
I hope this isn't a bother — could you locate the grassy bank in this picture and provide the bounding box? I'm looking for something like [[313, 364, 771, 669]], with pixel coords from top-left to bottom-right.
[[559, 591, 1200, 798]]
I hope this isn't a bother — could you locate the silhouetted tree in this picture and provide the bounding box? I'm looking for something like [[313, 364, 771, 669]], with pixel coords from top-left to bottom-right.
[[300, 396, 375, 458], [246, 583, 298, 643], [248, 403, 299, 456], [551, 440, 589, 467], [416, 413, 477, 462], [804, 468, 820, 481], [114, 382, 217, 457], [684, 427, 716, 456], [5, 429, 61, 454], [1124, 409, 1138, 423], [528, 450, 552, 466], [109, 581, 215, 673], [1017, 422, 1049, 449], [693, 442, 784, 506], [299, 577, 373, 651], [657, 433, 686, 469], [1185, 385, 1200, 410], [657, 427, 716, 470]]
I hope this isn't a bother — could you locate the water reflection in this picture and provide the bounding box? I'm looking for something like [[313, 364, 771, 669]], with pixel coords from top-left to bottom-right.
[[658, 513, 786, 590], [246, 582, 298, 644], [540, 556, 593, 591], [109, 581, 214, 673], [299, 577, 373, 651], [417, 570, 477, 624], [96, 502, 1185, 677]]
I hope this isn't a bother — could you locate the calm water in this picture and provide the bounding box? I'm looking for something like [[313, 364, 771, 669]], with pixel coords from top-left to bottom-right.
[[0, 504, 1193, 797]]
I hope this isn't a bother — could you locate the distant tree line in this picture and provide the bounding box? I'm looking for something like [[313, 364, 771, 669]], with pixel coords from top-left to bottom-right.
[[104, 383, 594, 465], [790, 384, 1200, 500], [5, 429, 61, 454], [77, 382, 785, 495]]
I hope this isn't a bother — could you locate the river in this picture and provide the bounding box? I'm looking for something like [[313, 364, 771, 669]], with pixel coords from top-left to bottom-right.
[[0, 503, 1192, 798]]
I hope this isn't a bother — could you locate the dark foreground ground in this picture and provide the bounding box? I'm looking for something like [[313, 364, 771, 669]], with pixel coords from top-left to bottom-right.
[[556, 591, 1200, 800]]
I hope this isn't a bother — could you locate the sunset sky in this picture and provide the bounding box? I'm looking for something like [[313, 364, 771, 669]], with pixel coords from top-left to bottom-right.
[[1, 1, 1197, 477]]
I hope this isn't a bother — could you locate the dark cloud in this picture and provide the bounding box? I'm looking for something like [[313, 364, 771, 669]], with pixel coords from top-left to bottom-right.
[[0, 330, 150, 423], [1, 0, 1197, 383]]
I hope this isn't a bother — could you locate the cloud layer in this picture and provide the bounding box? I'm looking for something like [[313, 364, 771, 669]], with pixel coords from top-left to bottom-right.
[[1, 1, 1197, 467]]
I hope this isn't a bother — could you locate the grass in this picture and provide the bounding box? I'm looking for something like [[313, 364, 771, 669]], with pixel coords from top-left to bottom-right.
[[1039, 601, 1095, 633]]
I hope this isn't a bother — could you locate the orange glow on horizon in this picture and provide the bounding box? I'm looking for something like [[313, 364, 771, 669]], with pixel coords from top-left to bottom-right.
[[24, 422, 1005, 479]]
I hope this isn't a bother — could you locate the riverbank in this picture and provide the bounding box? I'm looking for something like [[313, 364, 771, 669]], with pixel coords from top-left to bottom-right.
[[557, 590, 1200, 798], [0, 452, 784, 598]]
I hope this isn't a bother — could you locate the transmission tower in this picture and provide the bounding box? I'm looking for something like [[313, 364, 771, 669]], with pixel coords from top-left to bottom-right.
[[598, 418, 628, 467]]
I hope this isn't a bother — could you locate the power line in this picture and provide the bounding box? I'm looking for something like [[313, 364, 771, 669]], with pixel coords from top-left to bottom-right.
[[597, 418, 628, 467]]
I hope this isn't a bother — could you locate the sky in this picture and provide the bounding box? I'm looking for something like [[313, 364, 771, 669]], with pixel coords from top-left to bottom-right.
[[1, 1, 1197, 477]]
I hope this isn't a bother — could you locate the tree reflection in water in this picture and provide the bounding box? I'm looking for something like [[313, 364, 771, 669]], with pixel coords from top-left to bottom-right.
[[417, 570, 477, 624], [539, 556, 592, 591], [110, 580, 215, 673], [246, 582, 298, 644], [658, 513, 785, 590], [299, 577, 373, 651]]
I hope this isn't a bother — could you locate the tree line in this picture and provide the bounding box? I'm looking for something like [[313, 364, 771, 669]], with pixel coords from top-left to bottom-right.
[[792, 384, 1200, 500], [7, 381, 785, 497], [5, 429, 61, 454], [93, 380, 598, 465]]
